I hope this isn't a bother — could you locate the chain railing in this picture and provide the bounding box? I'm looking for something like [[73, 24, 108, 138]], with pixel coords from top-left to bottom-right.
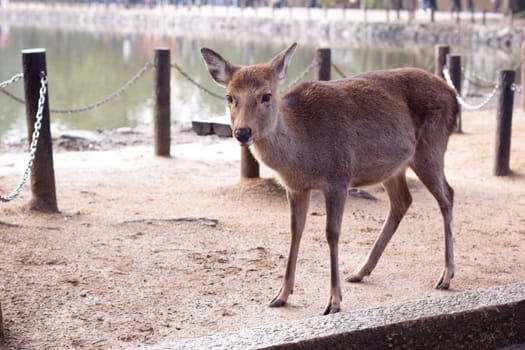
[[1, 73, 47, 202], [462, 68, 498, 89], [0, 73, 25, 104], [50, 62, 153, 114], [283, 56, 319, 91], [443, 66, 500, 110], [171, 61, 224, 100], [0, 63, 153, 112], [0, 73, 23, 89], [511, 83, 522, 94], [331, 63, 347, 79], [171, 56, 320, 98]]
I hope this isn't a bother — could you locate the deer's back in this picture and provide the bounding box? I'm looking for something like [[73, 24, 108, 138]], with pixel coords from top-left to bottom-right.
[[282, 67, 457, 133], [278, 67, 458, 188]]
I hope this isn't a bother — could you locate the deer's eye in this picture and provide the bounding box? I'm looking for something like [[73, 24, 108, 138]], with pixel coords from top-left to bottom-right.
[[262, 93, 272, 103], [226, 95, 233, 104]]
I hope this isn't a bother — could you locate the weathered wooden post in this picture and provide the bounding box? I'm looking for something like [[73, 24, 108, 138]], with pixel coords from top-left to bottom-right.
[[521, 42, 525, 111], [494, 70, 515, 176], [317, 48, 331, 81], [435, 45, 450, 79], [154, 47, 171, 157], [22, 48, 58, 212], [447, 53, 462, 133]]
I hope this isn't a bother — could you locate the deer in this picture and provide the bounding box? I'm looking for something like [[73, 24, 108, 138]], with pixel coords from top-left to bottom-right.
[[201, 43, 458, 315]]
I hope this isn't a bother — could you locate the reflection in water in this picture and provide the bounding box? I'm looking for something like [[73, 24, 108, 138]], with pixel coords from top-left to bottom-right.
[[0, 25, 520, 143]]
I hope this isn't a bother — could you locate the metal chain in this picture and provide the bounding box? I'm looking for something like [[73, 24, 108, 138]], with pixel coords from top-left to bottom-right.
[[50, 62, 153, 114], [1, 87, 25, 104], [443, 66, 499, 110], [1, 73, 47, 203], [331, 63, 347, 79], [0, 73, 23, 89], [0, 73, 25, 104], [283, 56, 319, 91], [424, 57, 435, 72], [171, 61, 224, 100], [511, 83, 522, 94], [463, 67, 497, 88]]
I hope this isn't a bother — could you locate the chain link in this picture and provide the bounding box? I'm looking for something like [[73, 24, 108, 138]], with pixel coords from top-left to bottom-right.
[[511, 83, 522, 94], [1, 73, 47, 203], [462, 67, 497, 88], [331, 63, 347, 79], [0, 73, 25, 104], [1, 87, 25, 104], [0, 73, 23, 89], [171, 61, 224, 100], [50, 62, 152, 114], [283, 56, 319, 92], [443, 66, 499, 110]]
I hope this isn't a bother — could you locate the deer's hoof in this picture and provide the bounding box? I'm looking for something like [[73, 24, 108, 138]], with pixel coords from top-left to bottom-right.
[[269, 298, 286, 308], [435, 281, 450, 290], [345, 275, 362, 283], [435, 268, 453, 289], [323, 306, 341, 315]]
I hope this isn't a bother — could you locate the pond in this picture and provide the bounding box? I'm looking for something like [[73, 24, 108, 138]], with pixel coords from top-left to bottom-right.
[[0, 23, 520, 143]]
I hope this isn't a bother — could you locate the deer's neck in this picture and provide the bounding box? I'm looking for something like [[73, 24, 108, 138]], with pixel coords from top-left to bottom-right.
[[251, 109, 299, 177]]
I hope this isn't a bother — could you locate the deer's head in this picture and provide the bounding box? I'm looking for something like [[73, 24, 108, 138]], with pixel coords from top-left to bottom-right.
[[201, 43, 297, 146]]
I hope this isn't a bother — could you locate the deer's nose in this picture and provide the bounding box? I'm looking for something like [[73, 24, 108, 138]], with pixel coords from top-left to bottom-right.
[[234, 128, 252, 144]]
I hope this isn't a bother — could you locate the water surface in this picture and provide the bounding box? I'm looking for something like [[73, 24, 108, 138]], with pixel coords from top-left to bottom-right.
[[0, 25, 519, 143]]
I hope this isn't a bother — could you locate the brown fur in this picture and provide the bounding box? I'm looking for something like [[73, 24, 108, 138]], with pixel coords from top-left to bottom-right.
[[201, 43, 458, 315]]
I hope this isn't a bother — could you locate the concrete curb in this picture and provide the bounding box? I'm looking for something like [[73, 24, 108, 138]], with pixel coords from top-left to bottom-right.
[[150, 282, 525, 350]]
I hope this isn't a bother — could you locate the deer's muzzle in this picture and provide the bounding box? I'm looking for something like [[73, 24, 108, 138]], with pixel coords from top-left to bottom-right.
[[234, 128, 253, 146]]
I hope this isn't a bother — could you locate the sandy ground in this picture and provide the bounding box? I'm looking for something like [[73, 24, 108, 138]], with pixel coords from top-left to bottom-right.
[[0, 109, 524, 349]]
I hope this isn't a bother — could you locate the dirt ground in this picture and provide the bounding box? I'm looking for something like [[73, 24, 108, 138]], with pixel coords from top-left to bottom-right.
[[0, 109, 524, 349]]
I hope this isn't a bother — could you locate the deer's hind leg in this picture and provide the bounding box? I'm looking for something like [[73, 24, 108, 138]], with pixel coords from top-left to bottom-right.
[[410, 146, 454, 289], [347, 171, 412, 283]]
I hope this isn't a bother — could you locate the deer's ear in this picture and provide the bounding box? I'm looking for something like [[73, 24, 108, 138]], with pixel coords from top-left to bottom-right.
[[270, 43, 297, 82], [200, 48, 236, 87]]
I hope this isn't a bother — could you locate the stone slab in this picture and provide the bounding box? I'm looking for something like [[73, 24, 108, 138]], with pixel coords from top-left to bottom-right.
[[150, 282, 525, 350]]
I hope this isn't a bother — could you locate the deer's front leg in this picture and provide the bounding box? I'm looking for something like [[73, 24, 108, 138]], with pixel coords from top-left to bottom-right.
[[270, 189, 311, 308], [323, 185, 347, 315]]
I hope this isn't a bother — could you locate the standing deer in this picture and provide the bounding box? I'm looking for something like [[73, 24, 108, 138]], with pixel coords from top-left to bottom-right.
[[201, 43, 458, 315]]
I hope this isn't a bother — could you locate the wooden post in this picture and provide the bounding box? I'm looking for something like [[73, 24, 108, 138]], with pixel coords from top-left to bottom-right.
[[447, 53, 462, 133], [154, 47, 171, 157], [494, 70, 515, 176], [22, 48, 58, 212], [521, 42, 525, 111], [317, 48, 331, 81], [241, 147, 259, 179], [522, 42, 525, 111], [435, 45, 450, 79]]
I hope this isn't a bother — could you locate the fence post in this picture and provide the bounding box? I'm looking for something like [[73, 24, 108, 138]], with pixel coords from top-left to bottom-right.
[[435, 45, 450, 79], [522, 42, 524, 111], [22, 48, 58, 212], [241, 147, 260, 179], [494, 70, 515, 176], [521, 42, 525, 111], [446, 53, 462, 133], [317, 48, 331, 81], [154, 47, 171, 157]]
